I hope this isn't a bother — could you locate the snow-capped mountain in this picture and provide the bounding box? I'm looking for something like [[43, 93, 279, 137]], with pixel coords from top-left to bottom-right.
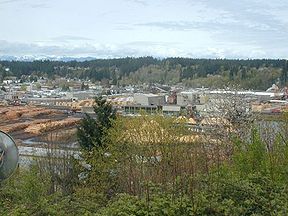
[[0, 55, 97, 62]]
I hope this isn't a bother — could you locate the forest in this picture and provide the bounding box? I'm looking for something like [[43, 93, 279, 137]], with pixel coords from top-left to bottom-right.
[[1, 97, 288, 215], [0, 57, 287, 90]]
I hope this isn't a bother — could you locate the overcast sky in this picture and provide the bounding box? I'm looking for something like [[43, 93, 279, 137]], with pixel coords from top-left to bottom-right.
[[0, 0, 287, 59]]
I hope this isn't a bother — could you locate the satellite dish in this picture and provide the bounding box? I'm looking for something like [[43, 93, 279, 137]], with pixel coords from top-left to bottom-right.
[[0, 131, 19, 180]]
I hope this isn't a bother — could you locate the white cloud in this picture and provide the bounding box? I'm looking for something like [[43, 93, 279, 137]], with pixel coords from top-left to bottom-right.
[[0, 0, 287, 59], [2, 39, 285, 60]]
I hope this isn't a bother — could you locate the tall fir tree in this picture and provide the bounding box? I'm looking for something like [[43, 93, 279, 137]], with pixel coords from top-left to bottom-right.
[[77, 96, 116, 150], [282, 60, 288, 86]]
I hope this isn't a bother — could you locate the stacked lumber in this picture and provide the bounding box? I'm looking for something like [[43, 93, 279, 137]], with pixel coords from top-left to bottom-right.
[[1, 119, 51, 133], [25, 118, 80, 134]]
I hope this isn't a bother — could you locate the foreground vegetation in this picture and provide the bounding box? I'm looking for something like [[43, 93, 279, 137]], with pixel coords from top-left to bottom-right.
[[1, 99, 288, 215]]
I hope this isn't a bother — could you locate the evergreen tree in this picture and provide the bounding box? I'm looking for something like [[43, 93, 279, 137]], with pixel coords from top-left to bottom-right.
[[77, 96, 116, 150], [0, 65, 6, 83], [281, 60, 288, 86]]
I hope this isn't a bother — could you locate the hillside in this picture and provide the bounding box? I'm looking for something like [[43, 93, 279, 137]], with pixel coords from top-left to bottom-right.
[[0, 57, 287, 90]]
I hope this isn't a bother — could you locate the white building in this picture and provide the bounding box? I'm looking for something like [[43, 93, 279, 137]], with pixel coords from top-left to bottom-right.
[[177, 91, 208, 106], [134, 93, 165, 106]]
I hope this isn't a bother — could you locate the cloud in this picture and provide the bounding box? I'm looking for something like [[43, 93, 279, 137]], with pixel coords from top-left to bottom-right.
[[0, 0, 50, 8], [124, 41, 180, 46], [0, 41, 158, 58], [0, 40, 193, 59], [1, 39, 287, 60], [0, 40, 142, 58], [135, 0, 288, 53], [136, 17, 279, 32], [30, 3, 49, 8], [0, 0, 24, 4], [125, 0, 149, 6], [50, 35, 93, 42], [0, 0, 287, 59]]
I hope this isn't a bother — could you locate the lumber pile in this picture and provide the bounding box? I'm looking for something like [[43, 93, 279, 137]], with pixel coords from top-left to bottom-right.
[[25, 118, 80, 134]]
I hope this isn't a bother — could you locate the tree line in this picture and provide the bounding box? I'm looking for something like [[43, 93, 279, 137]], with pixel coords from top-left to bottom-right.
[[0, 57, 287, 90]]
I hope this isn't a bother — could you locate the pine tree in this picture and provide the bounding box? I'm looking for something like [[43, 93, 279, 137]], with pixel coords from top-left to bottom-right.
[[77, 96, 116, 150], [282, 60, 288, 86]]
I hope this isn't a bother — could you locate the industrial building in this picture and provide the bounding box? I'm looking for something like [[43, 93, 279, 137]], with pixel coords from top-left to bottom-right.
[[177, 91, 208, 106], [162, 105, 182, 116], [134, 93, 165, 106]]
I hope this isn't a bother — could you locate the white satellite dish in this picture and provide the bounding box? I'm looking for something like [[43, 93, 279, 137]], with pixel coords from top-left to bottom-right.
[[0, 131, 19, 180]]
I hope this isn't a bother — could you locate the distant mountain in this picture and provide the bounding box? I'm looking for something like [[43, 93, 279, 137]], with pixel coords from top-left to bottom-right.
[[0, 55, 97, 62]]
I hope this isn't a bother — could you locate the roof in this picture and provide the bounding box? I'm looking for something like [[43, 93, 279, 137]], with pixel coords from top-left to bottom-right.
[[200, 117, 231, 126], [134, 93, 164, 98], [188, 118, 197, 124], [162, 105, 181, 112]]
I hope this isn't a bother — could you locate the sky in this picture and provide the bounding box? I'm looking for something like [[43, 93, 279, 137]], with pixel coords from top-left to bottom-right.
[[0, 0, 287, 59]]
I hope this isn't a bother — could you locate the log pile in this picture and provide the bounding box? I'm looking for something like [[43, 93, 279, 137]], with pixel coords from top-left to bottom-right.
[[1, 119, 51, 133], [24, 118, 80, 134], [0, 107, 61, 120]]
